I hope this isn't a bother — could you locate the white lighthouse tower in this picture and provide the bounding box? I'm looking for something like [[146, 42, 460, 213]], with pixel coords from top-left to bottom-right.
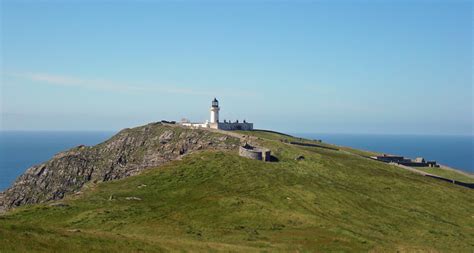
[[210, 98, 220, 123], [180, 98, 253, 130]]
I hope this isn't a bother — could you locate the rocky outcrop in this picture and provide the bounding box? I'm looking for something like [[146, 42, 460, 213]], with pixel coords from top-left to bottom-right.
[[0, 123, 239, 211]]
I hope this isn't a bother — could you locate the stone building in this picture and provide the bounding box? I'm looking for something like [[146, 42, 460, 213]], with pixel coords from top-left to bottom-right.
[[181, 98, 254, 131], [371, 154, 439, 167]]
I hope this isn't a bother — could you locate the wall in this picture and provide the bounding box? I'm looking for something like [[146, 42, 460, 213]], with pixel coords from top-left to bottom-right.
[[217, 122, 253, 131], [239, 146, 263, 160], [181, 122, 209, 129], [181, 122, 253, 131], [263, 150, 271, 162], [239, 144, 271, 161]]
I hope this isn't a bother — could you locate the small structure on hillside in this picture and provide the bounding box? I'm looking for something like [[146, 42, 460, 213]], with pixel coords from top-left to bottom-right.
[[295, 155, 305, 161], [239, 143, 271, 162], [180, 98, 254, 131], [371, 154, 439, 167]]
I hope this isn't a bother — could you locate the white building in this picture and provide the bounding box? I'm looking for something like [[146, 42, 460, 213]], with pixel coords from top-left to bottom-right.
[[181, 98, 253, 131]]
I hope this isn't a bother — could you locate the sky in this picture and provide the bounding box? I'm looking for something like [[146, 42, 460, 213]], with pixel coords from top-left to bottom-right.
[[1, 0, 472, 135]]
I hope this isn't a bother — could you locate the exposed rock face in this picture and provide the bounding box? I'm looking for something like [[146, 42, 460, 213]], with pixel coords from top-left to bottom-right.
[[0, 123, 239, 211]]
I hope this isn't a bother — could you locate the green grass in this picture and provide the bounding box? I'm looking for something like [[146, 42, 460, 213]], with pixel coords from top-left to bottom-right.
[[415, 167, 474, 183], [1, 130, 473, 252]]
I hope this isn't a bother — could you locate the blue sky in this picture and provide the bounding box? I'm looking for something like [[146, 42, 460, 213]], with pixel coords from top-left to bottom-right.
[[1, 0, 472, 134]]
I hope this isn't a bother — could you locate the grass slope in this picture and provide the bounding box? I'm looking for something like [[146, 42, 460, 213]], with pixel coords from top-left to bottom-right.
[[1, 130, 473, 252]]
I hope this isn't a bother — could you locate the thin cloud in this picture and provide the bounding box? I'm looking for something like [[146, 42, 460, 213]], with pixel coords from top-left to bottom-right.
[[6, 72, 255, 97]]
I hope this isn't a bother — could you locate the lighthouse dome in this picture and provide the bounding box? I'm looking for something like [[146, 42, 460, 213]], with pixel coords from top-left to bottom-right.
[[212, 98, 219, 108]]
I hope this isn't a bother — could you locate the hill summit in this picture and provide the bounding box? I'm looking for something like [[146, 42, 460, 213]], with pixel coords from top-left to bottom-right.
[[0, 123, 473, 252], [0, 123, 240, 211]]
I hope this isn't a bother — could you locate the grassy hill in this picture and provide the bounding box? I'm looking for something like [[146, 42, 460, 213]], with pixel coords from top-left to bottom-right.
[[1, 129, 473, 252]]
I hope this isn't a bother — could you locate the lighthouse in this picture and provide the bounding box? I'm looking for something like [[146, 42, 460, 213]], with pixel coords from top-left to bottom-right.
[[180, 98, 253, 130], [210, 98, 220, 123]]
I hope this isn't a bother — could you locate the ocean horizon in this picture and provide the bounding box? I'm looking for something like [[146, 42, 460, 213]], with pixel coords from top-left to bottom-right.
[[0, 131, 473, 191]]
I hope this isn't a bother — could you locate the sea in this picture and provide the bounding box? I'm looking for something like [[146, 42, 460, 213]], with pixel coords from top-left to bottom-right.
[[0, 131, 115, 192], [0, 131, 473, 191]]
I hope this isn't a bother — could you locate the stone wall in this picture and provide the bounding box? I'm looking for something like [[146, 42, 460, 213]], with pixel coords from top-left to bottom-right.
[[262, 150, 271, 162], [239, 143, 270, 161], [239, 146, 262, 160]]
